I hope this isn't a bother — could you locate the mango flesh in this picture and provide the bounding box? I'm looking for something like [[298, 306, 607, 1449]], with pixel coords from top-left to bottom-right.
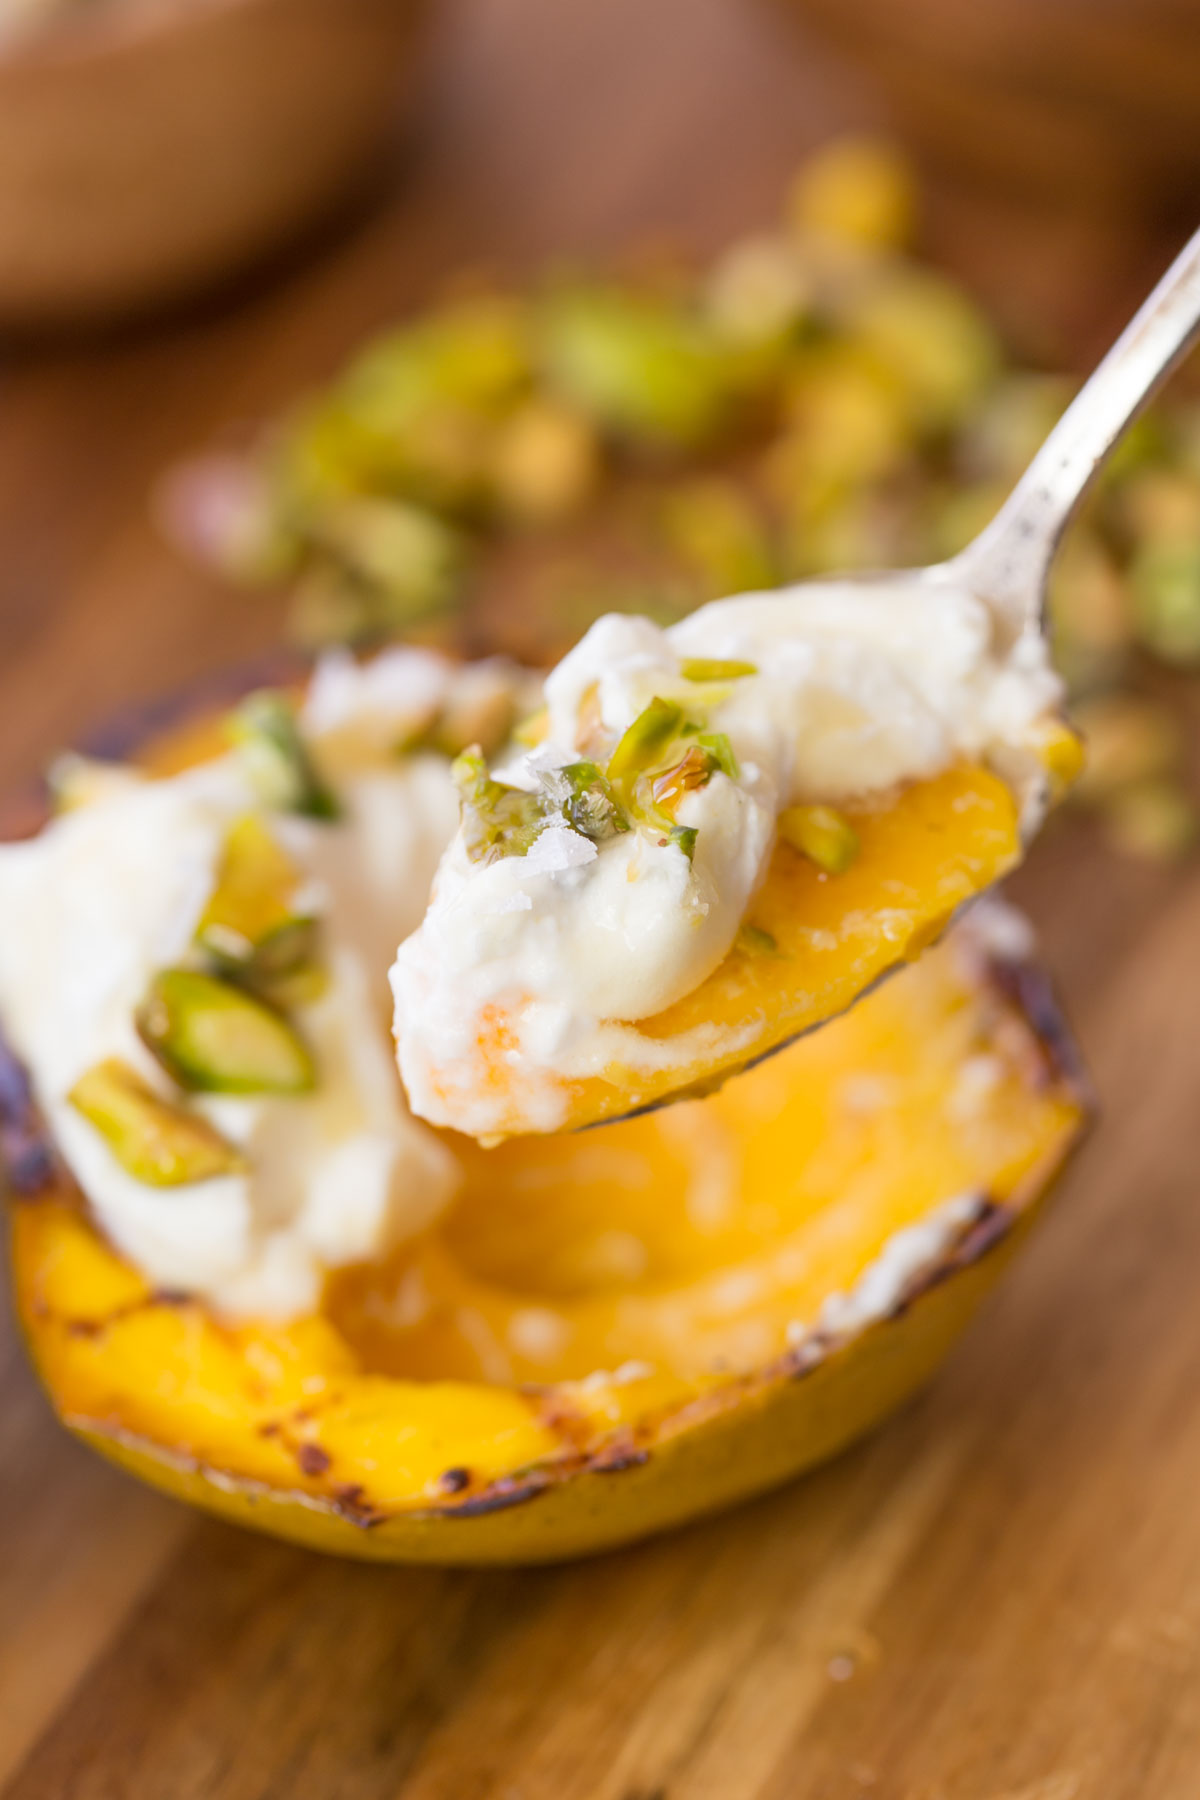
[[10, 918, 1086, 1562], [5, 689, 1086, 1562], [452, 759, 1027, 1137]]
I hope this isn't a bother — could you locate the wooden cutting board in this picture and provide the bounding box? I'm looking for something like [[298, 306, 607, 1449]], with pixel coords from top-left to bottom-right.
[[1, 2, 1197, 1794]]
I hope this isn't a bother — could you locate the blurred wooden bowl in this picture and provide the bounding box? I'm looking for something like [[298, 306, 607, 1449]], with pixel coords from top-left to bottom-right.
[[771, 0, 1200, 217], [0, 0, 430, 327]]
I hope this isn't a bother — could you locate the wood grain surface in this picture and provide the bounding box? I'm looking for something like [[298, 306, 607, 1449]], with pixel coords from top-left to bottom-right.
[[1, 2, 1197, 1795]]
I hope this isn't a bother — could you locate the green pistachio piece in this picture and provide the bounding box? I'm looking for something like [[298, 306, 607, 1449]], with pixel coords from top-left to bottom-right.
[[315, 497, 465, 625], [607, 698, 685, 788], [343, 298, 531, 423], [559, 761, 629, 843], [196, 815, 318, 979], [490, 399, 600, 524], [68, 1058, 246, 1187], [230, 692, 341, 822], [788, 136, 917, 252], [679, 658, 758, 683], [282, 299, 531, 515], [540, 288, 734, 450], [452, 748, 545, 865], [737, 924, 779, 956], [846, 268, 999, 433], [659, 480, 776, 598], [696, 731, 739, 781], [668, 824, 698, 862], [779, 804, 860, 875], [1104, 779, 1199, 864], [1130, 541, 1200, 665], [137, 971, 316, 1096]]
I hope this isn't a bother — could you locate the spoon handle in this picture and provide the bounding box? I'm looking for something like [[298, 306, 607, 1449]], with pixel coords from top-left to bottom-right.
[[958, 225, 1200, 632]]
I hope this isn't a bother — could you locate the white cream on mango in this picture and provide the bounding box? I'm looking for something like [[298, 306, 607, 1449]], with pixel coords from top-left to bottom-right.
[[0, 650, 474, 1319], [390, 578, 1063, 1139]]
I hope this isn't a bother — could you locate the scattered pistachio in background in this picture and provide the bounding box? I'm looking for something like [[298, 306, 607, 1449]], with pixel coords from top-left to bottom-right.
[[161, 137, 1200, 864]]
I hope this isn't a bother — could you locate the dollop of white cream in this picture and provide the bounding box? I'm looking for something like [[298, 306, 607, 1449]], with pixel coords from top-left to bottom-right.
[[0, 649, 469, 1319], [392, 577, 1062, 1137]]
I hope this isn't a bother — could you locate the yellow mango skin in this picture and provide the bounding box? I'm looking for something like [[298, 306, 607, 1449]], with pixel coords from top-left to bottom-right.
[[455, 761, 1025, 1138], [65, 1213, 1038, 1565], [5, 686, 1086, 1565], [10, 923, 1086, 1565]]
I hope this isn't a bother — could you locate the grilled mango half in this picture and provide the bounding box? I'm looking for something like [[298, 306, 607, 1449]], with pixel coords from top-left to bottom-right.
[[3, 687, 1087, 1564]]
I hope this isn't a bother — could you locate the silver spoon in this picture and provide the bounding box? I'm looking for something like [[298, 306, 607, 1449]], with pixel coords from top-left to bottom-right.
[[940, 225, 1200, 644], [597, 227, 1200, 1130]]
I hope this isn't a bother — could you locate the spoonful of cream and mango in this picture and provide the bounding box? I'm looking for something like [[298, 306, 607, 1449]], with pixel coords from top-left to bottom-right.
[[391, 228, 1200, 1141]]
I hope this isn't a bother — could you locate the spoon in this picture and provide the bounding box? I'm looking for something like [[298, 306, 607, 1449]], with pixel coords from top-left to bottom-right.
[[395, 228, 1200, 1142], [953, 224, 1200, 639]]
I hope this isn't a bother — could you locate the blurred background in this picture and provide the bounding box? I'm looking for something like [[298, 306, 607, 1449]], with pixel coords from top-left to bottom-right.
[[0, 0, 1196, 818], [3, 6, 1200, 1795]]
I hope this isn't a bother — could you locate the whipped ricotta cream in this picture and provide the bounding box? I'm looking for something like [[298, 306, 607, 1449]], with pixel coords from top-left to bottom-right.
[[391, 576, 1063, 1137], [0, 649, 476, 1319]]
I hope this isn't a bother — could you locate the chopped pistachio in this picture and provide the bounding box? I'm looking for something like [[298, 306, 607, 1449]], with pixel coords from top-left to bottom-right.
[[137, 970, 316, 1096], [559, 761, 629, 843], [1104, 780, 1199, 864], [343, 297, 532, 422], [490, 399, 601, 524], [1071, 696, 1181, 805], [704, 233, 813, 350], [315, 497, 464, 626], [779, 804, 860, 874], [1118, 470, 1200, 543], [1130, 541, 1200, 665], [737, 924, 779, 956], [607, 698, 685, 787], [69, 1058, 246, 1187], [679, 658, 757, 683], [846, 268, 999, 433], [270, 395, 393, 513], [254, 961, 331, 1013], [452, 748, 544, 864], [696, 731, 739, 781], [230, 692, 341, 822], [540, 287, 734, 451], [772, 348, 910, 501], [289, 567, 378, 650], [658, 480, 776, 597], [788, 136, 917, 253], [668, 824, 698, 862], [196, 815, 318, 980]]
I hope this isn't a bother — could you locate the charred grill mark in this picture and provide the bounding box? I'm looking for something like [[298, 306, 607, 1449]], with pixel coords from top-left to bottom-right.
[[589, 1440, 650, 1474], [984, 953, 1090, 1098], [887, 1199, 1012, 1319], [446, 1473, 552, 1518], [786, 1334, 832, 1380], [60, 1288, 191, 1340], [296, 1442, 332, 1477], [331, 1483, 383, 1527], [0, 1031, 58, 1199]]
